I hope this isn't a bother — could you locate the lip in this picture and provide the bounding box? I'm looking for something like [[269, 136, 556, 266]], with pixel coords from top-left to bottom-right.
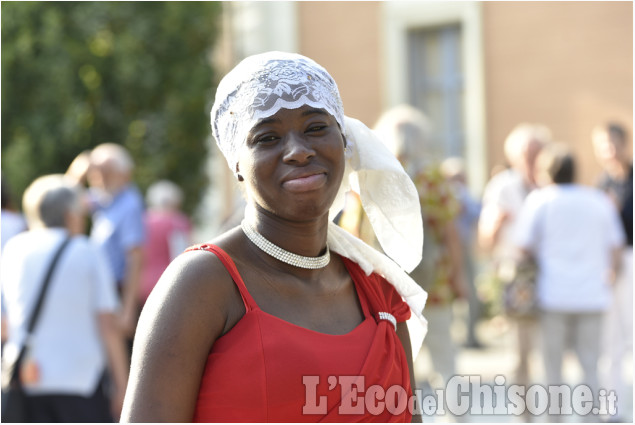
[[281, 170, 327, 192]]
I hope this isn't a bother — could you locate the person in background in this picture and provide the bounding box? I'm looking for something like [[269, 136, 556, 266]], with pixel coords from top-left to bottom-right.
[[1, 178, 27, 346], [0, 174, 128, 422], [1, 178, 27, 253], [441, 157, 482, 349], [372, 105, 466, 397], [66, 144, 145, 342], [514, 144, 624, 422], [592, 122, 633, 420], [478, 123, 550, 387], [140, 180, 192, 306]]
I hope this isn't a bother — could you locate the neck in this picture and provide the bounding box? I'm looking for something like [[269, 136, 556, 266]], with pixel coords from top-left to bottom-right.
[[108, 185, 126, 197], [245, 205, 329, 258]]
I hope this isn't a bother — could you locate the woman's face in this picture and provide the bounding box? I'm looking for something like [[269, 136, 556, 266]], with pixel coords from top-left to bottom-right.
[[592, 128, 622, 166], [237, 105, 346, 222]]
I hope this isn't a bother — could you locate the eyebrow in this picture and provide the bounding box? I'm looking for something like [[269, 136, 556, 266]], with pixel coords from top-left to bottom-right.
[[251, 108, 330, 132], [301, 108, 329, 117], [252, 117, 278, 129]]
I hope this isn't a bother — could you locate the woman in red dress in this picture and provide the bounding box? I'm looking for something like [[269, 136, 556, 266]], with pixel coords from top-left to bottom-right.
[[121, 52, 428, 422]]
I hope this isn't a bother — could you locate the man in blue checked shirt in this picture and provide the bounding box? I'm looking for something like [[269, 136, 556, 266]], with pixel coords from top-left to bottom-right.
[[67, 143, 146, 343]]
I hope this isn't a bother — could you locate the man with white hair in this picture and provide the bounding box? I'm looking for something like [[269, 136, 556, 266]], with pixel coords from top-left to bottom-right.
[[478, 123, 551, 387], [67, 144, 145, 343]]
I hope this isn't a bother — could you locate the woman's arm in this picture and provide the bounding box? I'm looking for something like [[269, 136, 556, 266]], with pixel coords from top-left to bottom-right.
[[477, 204, 508, 252], [444, 221, 467, 299], [97, 312, 129, 420], [396, 322, 422, 423], [120, 250, 240, 422], [119, 246, 143, 338]]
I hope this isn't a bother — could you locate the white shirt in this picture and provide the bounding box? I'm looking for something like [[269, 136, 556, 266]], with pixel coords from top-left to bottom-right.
[[0, 228, 119, 396], [514, 184, 624, 312], [481, 169, 529, 260], [1, 209, 26, 253]]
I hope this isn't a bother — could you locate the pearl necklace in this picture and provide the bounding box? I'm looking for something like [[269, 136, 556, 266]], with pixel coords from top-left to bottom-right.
[[241, 220, 330, 269]]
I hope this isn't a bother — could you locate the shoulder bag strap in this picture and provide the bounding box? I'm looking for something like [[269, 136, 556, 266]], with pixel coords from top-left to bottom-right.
[[25, 236, 71, 334], [8, 236, 71, 384]]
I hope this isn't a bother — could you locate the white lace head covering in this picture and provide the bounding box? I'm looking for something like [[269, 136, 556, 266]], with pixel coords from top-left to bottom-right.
[[211, 52, 345, 171], [211, 52, 427, 350]]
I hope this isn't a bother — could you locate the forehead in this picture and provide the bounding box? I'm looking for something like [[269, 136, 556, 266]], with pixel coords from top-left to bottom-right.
[[250, 106, 331, 130], [90, 158, 119, 174], [211, 53, 346, 169]]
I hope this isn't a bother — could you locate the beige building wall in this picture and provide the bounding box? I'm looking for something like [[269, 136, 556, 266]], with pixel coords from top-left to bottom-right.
[[482, 1, 633, 185], [295, 1, 632, 189], [217, 1, 631, 199], [297, 1, 383, 126]]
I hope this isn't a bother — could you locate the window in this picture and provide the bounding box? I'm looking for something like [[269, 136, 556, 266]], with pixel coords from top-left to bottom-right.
[[408, 25, 464, 158]]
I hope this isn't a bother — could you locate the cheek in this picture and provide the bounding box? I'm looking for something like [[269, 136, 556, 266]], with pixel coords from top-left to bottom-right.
[[595, 144, 613, 161], [332, 144, 346, 187], [87, 170, 103, 187], [325, 133, 346, 165], [335, 141, 347, 171], [103, 170, 117, 185], [237, 150, 275, 196], [333, 150, 346, 182], [606, 143, 618, 158], [244, 150, 263, 170]]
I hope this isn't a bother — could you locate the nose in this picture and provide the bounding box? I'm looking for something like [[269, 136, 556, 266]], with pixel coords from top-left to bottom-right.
[[282, 132, 315, 164]]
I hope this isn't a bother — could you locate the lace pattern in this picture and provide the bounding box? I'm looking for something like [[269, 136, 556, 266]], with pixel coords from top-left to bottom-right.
[[211, 52, 345, 168]]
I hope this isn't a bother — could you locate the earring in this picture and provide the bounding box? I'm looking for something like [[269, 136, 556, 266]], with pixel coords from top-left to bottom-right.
[[234, 162, 244, 182], [344, 141, 353, 159]]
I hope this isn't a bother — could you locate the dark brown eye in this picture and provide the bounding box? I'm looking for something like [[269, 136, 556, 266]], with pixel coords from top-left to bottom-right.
[[256, 135, 279, 144], [307, 125, 327, 133]]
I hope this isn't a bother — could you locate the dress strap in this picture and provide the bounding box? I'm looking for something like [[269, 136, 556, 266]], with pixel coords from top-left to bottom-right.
[[185, 243, 259, 312], [340, 256, 372, 319]]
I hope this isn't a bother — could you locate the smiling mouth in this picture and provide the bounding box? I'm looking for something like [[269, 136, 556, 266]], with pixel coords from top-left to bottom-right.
[[282, 173, 327, 192]]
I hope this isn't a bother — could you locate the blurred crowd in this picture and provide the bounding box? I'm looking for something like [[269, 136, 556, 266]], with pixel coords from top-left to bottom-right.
[[339, 107, 632, 423], [0, 109, 632, 422], [1, 144, 192, 421]]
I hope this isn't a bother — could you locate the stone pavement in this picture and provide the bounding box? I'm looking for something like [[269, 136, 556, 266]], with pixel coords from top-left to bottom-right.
[[413, 303, 633, 423]]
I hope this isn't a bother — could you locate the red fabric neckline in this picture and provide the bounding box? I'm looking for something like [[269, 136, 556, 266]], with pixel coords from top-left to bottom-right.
[[187, 243, 372, 336]]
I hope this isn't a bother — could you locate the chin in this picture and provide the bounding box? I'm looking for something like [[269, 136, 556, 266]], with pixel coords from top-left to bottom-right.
[[267, 196, 333, 223], [283, 205, 330, 222]]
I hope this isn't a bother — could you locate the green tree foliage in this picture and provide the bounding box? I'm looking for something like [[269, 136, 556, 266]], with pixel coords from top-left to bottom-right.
[[2, 1, 222, 216]]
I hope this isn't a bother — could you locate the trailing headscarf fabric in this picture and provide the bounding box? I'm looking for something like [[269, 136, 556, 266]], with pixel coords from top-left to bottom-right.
[[211, 51, 428, 351]]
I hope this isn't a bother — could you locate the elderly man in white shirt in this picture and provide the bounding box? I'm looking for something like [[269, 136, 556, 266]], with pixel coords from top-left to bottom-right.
[[514, 144, 624, 422], [0, 174, 128, 422]]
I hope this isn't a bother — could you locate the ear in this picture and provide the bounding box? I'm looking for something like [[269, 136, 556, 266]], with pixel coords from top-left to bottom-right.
[[64, 209, 83, 236], [235, 162, 244, 182]]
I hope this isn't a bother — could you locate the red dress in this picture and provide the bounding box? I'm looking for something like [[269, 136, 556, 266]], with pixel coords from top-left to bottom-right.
[[188, 244, 413, 422]]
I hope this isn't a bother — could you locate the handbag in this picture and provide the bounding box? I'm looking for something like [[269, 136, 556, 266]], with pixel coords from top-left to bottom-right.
[[1, 237, 71, 423], [499, 255, 538, 318]]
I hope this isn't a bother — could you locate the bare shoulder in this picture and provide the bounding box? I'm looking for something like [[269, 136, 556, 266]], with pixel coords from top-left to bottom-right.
[[122, 227, 246, 421], [140, 226, 246, 339]]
